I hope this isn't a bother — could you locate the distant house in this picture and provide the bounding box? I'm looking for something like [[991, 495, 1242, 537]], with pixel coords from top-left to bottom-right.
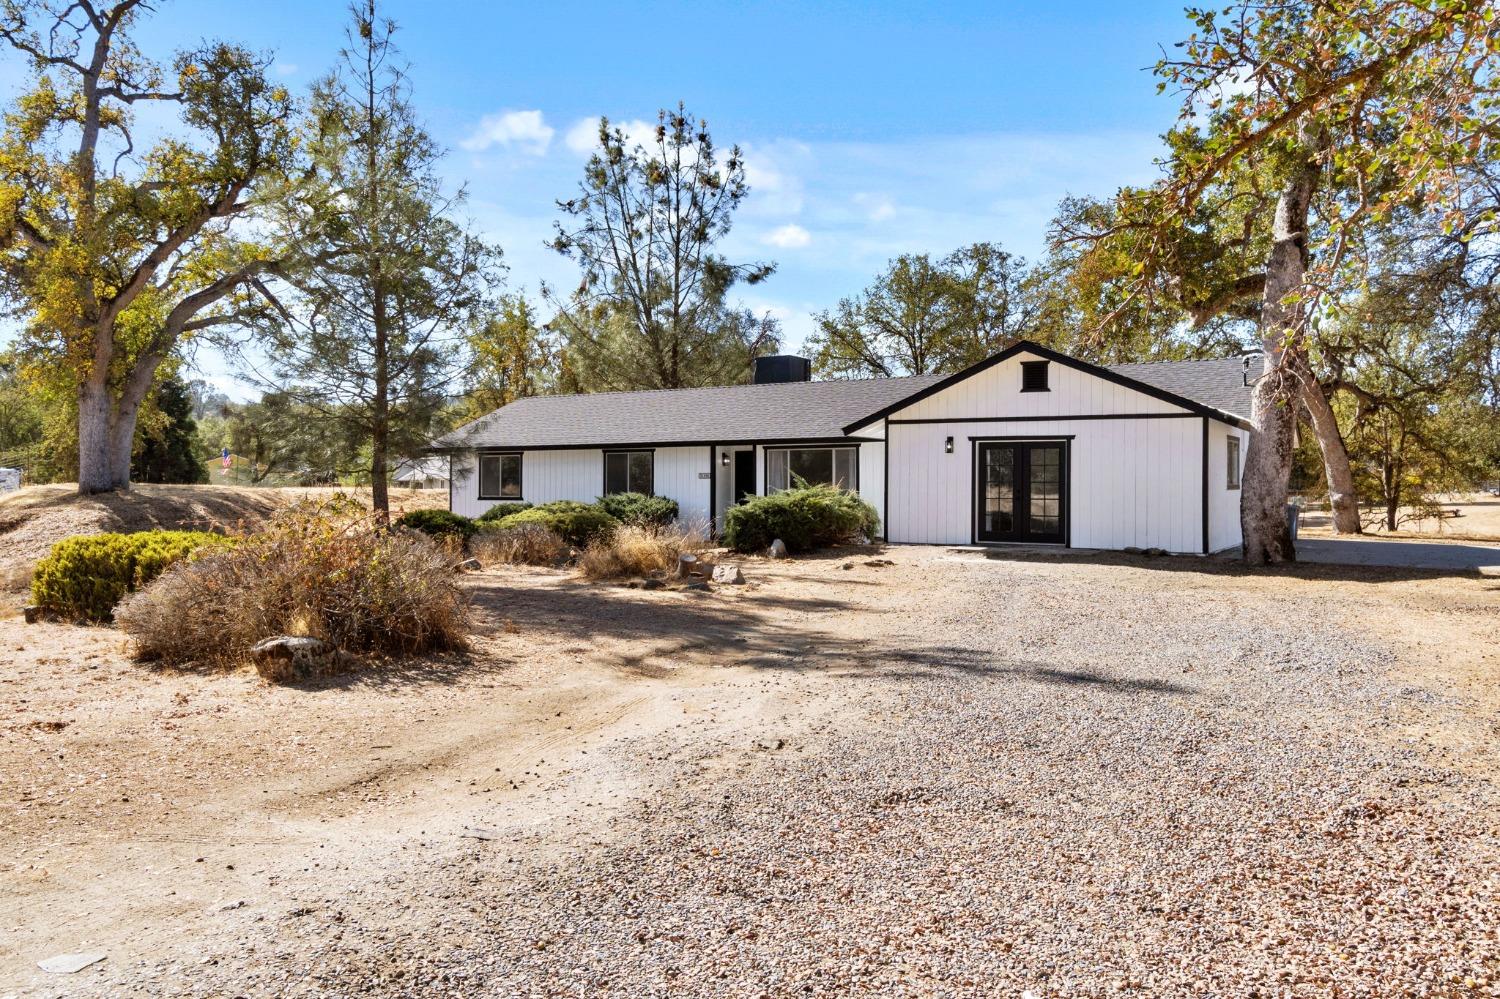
[[435, 342, 1254, 554], [392, 457, 451, 491]]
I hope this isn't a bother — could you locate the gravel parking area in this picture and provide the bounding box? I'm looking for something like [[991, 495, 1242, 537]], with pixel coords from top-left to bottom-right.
[[5, 547, 1498, 996]]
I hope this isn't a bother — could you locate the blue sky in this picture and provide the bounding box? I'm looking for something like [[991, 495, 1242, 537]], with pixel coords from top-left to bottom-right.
[[3, 0, 1194, 396]]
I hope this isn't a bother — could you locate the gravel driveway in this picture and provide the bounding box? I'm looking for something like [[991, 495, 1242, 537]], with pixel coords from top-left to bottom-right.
[[7, 548, 1498, 997]]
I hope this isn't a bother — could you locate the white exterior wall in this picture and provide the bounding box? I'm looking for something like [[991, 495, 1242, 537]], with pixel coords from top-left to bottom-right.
[[859, 441, 886, 536], [881, 351, 1240, 553], [450, 446, 713, 528], [1207, 425, 1250, 553], [887, 419, 1205, 551]]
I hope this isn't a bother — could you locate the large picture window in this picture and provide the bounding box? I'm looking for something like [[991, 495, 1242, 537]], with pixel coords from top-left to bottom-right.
[[765, 446, 857, 493], [479, 452, 523, 499], [604, 450, 654, 495]]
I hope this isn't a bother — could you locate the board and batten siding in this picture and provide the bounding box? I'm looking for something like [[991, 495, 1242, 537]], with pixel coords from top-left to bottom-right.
[[1206, 424, 1251, 553], [451, 446, 712, 528], [882, 351, 1237, 553]]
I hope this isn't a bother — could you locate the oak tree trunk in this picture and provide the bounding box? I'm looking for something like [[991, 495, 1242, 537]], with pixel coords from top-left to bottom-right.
[[1241, 134, 1322, 564], [77, 377, 116, 494], [1298, 378, 1362, 534]]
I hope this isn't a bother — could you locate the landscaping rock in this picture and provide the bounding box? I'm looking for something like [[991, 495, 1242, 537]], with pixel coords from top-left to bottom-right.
[[767, 539, 788, 559], [23, 604, 41, 624], [641, 578, 666, 590], [711, 564, 745, 585], [251, 637, 344, 684], [456, 557, 481, 572], [841, 562, 854, 570], [38, 952, 107, 974], [675, 553, 699, 579], [684, 580, 710, 592], [864, 559, 895, 567]]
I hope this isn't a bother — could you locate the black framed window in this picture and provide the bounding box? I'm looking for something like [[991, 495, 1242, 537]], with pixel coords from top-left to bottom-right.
[[604, 450, 654, 495], [1226, 434, 1241, 490], [765, 446, 857, 492], [1020, 360, 1050, 392], [478, 452, 522, 499]]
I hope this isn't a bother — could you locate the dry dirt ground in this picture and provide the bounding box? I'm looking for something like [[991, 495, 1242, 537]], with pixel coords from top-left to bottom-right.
[[1301, 494, 1500, 542], [2, 546, 1498, 997], [0, 485, 446, 599]]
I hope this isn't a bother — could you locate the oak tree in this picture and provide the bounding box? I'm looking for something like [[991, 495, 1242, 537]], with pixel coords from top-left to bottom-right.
[[0, 0, 294, 492]]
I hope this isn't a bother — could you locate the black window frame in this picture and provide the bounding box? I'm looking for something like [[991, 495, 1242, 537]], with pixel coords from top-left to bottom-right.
[[1020, 360, 1050, 392], [603, 449, 655, 496], [477, 451, 524, 501], [1226, 434, 1241, 490], [763, 445, 860, 493]]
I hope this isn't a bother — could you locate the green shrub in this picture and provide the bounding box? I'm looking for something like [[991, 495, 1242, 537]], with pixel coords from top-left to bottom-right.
[[595, 492, 679, 527], [116, 501, 470, 669], [32, 530, 235, 622], [721, 483, 879, 554], [494, 500, 617, 547], [475, 502, 533, 524], [395, 508, 477, 541]]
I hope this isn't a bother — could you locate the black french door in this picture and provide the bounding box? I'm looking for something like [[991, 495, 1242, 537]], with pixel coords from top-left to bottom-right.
[[975, 441, 1067, 544]]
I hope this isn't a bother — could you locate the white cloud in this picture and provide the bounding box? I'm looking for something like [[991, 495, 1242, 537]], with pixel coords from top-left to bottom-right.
[[762, 224, 812, 249], [564, 116, 660, 156], [853, 192, 897, 222], [740, 140, 810, 218], [274, 63, 298, 77], [461, 110, 555, 155]]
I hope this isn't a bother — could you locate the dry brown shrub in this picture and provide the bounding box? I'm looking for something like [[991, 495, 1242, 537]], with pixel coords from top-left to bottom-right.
[[471, 524, 567, 566], [116, 499, 470, 669], [576, 521, 711, 580]]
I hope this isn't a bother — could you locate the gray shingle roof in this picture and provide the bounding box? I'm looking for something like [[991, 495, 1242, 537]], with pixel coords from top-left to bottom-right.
[[1107, 356, 1257, 420], [436, 351, 1257, 451], [435, 374, 945, 450]]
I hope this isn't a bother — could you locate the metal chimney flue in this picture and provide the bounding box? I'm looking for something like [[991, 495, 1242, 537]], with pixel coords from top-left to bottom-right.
[[752, 355, 812, 384]]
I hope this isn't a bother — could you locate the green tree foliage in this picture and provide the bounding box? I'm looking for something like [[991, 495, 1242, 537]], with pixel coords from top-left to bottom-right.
[[131, 373, 207, 483], [808, 243, 1045, 377], [460, 293, 556, 420], [0, 351, 43, 470], [547, 106, 779, 390], [0, 0, 296, 493], [248, 1, 496, 520]]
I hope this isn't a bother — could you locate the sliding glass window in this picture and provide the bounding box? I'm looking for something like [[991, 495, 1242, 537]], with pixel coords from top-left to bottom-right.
[[765, 447, 857, 492], [604, 450, 654, 495]]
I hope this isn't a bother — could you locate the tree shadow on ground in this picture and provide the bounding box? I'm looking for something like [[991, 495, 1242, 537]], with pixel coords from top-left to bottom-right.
[[968, 545, 1491, 585], [461, 570, 1196, 697]]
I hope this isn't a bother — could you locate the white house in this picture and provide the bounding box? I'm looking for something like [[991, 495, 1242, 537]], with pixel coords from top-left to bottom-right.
[[435, 342, 1254, 554], [392, 457, 451, 490]]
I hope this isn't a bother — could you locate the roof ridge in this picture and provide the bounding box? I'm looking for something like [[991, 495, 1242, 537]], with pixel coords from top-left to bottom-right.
[[1107, 355, 1242, 368], [502, 371, 934, 404]]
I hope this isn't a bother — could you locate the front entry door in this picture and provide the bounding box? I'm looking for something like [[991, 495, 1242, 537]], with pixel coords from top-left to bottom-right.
[[976, 441, 1066, 544], [733, 449, 756, 503]]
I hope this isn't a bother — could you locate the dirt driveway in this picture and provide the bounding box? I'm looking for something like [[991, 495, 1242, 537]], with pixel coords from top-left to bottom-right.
[[2, 547, 1497, 996]]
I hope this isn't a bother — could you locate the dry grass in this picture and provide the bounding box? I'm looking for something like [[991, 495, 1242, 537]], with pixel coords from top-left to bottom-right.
[[0, 484, 447, 598], [472, 524, 568, 567], [115, 499, 470, 670], [577, 521, 712, 580]]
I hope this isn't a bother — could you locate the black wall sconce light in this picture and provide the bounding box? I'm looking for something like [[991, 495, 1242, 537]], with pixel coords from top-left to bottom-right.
[[721, 450, 731, 466], [944, 436, 954, 454]]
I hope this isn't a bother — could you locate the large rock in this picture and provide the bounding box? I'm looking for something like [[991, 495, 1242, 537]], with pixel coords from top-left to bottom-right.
[[767, 539, 788, 559], [712, 564, 745, 585], [251, 636, 344, 684]]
